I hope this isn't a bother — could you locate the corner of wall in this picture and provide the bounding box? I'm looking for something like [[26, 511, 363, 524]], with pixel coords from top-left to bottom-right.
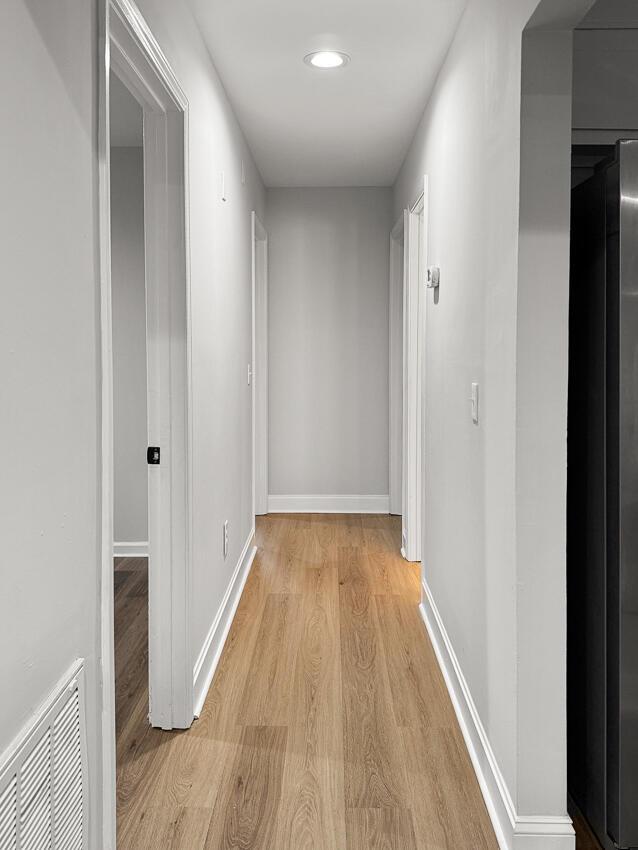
[[419, 577, 575, 850], [515, 22, 574, 819]]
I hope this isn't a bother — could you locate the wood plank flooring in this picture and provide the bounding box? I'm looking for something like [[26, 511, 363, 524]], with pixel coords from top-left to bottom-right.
[[115, 515, 498, 848], [114, 556, 149, 747]]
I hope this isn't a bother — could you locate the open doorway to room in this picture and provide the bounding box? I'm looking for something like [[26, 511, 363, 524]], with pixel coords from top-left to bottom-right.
[[252, 211, 269, 517], [109, 68, 151, 792], [389, 213, 406, 521], [390, 180, 428, 563], [99, 3, 194, 843], [566, 3, 638, 849]]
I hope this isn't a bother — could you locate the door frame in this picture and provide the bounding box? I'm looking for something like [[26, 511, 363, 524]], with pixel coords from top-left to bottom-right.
[[389, 212, 407, 516], [402, 177, 428, 563], [98, 0, 193, 845], [252, 212, 269, 516]]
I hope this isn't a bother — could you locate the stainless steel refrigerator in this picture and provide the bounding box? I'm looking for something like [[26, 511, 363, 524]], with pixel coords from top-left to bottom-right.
[[568, 139, 638, 850]]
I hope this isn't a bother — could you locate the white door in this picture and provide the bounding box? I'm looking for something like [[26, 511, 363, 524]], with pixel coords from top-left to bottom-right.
[[252, 212, 269, 516], [402, 177, 428, 563]]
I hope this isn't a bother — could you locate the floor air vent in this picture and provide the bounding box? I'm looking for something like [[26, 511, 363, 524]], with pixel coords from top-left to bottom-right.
[[0, 661, 87, 850]]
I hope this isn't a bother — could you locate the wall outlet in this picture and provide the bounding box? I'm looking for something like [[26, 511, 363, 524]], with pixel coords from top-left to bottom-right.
[[223, 520, 229, 558]]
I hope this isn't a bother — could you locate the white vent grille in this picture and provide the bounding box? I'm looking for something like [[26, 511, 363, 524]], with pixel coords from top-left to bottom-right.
[[0, 661, 87, 850], [20, 730, 51, 849], [52, 692, 83, 850], [0, 779, 17, 850]]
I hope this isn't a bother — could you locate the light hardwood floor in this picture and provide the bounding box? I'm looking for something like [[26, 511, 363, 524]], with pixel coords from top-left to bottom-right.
[[115, 514, 501, 849]]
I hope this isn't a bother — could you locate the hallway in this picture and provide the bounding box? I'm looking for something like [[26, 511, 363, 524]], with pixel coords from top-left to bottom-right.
[[3, 1, 626, 848], [116, 514, 498, 849]]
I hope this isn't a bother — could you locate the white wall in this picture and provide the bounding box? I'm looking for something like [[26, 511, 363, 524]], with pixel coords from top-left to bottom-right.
[[1, 0, 264, 843], [394, 0, 524, 802], [267, 187, 392, 501], [110, 73, 144, 146], [393, 0, 591, 841], [517, 25, 575, 817], [110, 145, 148, 545], [0, 1, 101, 844]]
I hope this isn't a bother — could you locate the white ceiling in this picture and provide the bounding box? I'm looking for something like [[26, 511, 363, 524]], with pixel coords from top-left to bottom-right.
[[109, 74, 143, 147], [190, 0, 467, 187]]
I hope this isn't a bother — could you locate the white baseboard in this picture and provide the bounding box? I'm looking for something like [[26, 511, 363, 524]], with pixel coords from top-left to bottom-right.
[[267, 494, 390, 514], [419, 578, 575, 850], [113, 541, 149, 558], [192, 529, 257, 717]]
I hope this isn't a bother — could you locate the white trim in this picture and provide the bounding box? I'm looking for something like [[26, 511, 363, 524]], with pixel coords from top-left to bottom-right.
[[252, 212, 268, 517], [99, 1, 192, 843], [193, 530, 257, 716], [419, 577, 575, 850], [0, 658, 87, 779], [98, 2, 117, 846], [389, 213, 405, 517], [267, 495, 390, 514], [0, 659, 89, 850], [113, 541, 149, 557], [107, 0, 193, 734], [402, 177, 428, 563]]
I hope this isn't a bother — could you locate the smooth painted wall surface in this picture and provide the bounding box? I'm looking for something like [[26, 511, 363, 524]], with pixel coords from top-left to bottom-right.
[[516, 26, 575, 816], [132, 0, 266, 667], [267, 188, 392, 498], [1, 0, 264, 843], [110, 147, 148, 544], [393, 0, 583, 822], [395, 0, 520, 800], [0, 1, 101, 844]]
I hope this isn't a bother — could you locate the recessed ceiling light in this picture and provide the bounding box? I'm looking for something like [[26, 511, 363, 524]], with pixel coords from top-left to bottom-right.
[[304, 51, 350, 70]]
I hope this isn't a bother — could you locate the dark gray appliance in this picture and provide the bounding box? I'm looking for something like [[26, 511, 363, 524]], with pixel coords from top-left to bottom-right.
[[568, 139, 638, 850]]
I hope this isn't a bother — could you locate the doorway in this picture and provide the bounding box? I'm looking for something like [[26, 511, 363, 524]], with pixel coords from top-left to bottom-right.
[[109, 71, 151, 811], [389, 213, 406, 518], [110, 74, 148, 561], [567, 142, 638, 850], [252, 211, 268, 517], [394, 179, 427, 564], [565, 6, 638, 849], [99, 2, 193, 845]]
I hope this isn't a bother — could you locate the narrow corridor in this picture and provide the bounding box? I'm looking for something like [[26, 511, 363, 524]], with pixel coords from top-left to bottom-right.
[[115, 515, 497, 849]]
